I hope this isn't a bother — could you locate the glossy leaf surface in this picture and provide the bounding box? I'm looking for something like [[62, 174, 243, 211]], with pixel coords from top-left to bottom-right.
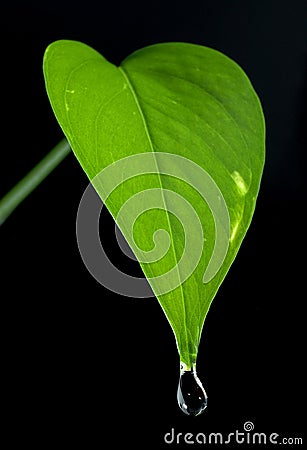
[[43, 40, 265, 367]]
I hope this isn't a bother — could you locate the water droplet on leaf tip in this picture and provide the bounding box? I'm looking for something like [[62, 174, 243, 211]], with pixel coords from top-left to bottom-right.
[[177, 362, 207, 416]]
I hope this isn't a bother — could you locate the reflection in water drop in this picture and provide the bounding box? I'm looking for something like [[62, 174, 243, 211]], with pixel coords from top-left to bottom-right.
[[177, 362, 207, 416]]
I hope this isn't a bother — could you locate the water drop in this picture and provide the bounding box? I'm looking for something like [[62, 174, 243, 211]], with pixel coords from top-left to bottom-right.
[[177, 362, 207, 416]]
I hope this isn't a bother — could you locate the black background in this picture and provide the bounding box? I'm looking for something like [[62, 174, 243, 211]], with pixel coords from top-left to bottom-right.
[[1, 1, 306, 447]]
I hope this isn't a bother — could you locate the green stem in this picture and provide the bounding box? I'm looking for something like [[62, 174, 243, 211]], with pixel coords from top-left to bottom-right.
[[0, 138, 71, 225]]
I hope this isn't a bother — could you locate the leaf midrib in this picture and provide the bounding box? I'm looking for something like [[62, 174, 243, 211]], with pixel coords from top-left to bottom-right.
[[118, 65, 189, 345]]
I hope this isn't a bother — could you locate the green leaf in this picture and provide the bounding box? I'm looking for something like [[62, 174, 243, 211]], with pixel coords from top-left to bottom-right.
[[43, 40, 265, 368]]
